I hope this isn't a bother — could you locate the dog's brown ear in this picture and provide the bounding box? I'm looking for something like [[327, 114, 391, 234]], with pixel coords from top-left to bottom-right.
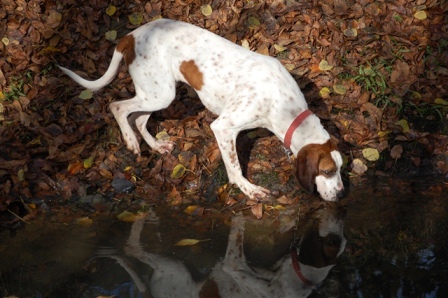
[[295, 146, 320, 193]]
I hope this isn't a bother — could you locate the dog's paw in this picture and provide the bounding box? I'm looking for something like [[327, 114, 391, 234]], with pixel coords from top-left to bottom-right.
[[155, 140, 175, 154], [241, 183, 270, 200], [125, 139, 141, 155]]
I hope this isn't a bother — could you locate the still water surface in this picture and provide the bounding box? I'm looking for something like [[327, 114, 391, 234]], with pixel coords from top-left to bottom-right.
[[1, 180, 447, 297]]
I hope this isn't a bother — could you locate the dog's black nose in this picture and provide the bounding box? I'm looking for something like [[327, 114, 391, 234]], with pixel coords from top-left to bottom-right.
[[337, 188, 346, 199]]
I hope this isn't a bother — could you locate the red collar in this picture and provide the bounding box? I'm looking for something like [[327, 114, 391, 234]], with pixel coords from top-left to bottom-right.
[[284, 110, 313, 150], [291, 246, 314, 287]]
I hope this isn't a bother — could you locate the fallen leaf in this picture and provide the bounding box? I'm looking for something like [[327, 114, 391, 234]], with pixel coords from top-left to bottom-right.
[[333, 84, 347, 95], [106, 5, 116, 16], [83, 156, 94, 169], [247, 16, 261, 28], [1, 37, 9, 46], [174, 238, 210, 246], [156, 130, 170, 141], [396, 119, 410, 133], [319, 87, 331, 98], [79, 89, 93, 100], [390, 145, 403, 159], [343, 27, 358, 37], [105, 30, 117, 41], [117, 211, 148, 222], [251, 202, 263, 219], [184, 205, 204, 216], [200, 4, 212, 16], [435, 98, 448, 105], [319, 60, 333, 71], [171, 164, 186, 179], [414, 10, 427, 20], [351, 158, 368, 174], [129, 12, 143, 26], [362, 148, 380, 161], [75, 217, 93, 226], [274, 44, 287, 52]]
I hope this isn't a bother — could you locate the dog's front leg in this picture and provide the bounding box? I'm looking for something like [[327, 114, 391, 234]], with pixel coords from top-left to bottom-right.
[[211, 118, 269, 200]]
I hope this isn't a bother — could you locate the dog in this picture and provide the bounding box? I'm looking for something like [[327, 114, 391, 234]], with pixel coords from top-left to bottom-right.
[[93, 208, 346, 297], [59, 18, 344, 201]]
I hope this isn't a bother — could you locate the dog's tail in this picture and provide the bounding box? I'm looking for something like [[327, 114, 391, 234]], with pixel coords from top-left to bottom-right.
[[58, 49, 123, 92]]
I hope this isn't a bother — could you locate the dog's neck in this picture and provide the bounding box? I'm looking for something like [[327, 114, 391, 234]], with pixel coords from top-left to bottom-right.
[[287, 114, 331, 156]]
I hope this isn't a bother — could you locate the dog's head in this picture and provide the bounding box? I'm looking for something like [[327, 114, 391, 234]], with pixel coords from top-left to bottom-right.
[[295, 140, 344, 201]]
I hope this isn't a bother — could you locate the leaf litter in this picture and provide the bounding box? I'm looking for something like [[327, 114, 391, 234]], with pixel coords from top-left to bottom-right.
[[0, 0, 447, 224]]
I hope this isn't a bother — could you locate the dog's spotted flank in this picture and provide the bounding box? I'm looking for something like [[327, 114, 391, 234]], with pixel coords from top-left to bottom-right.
[[59, 18, 345, 201]]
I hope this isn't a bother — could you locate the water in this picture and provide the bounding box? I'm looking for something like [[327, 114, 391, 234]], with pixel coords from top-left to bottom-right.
[[1, 180, 447, 297]]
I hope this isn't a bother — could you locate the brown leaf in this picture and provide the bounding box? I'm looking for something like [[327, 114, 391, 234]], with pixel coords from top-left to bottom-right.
[[390, 145, 403, 159]]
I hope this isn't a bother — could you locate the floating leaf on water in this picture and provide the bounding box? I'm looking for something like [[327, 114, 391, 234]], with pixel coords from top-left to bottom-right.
[[174, 238, 210, 246], [396, 119, 410, 133], [129, 12, 143, 26], [171, 164, 186, 179], [413, 10, 427, 20], [106, 5, 117, 16], [79, 89, 93, 100], [105, 30, 117, 41], [319, 60, 333, 71], [333, 84, 347, 95], [200, 4, 213, 16], [362, 148, 380, 161]]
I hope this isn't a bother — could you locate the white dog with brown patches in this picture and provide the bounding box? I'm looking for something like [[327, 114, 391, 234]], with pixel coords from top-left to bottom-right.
[[59, 18, 344, 201]]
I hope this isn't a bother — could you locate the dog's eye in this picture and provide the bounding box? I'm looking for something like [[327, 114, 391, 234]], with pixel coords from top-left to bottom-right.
[[320, 169, 335, 177]]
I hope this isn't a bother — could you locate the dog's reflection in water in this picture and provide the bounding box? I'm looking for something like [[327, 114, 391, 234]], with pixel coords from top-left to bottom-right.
[[94, 207, 346, 298]]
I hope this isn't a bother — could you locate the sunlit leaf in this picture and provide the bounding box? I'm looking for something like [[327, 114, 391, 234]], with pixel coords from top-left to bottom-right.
[[106, 5, 117, 16], [79, 89, 93, 100], [333, 84, 347, 95], [174, 238, 210, 246], [171, 164, 186, 179], [200, 4, 213, 16], [413, 10, 427, 20], [362, 148, 379, 161], [319, 60, 333, 71], [105, 30, 117, 41], [396, 119, 410, 133], [83, 156, 94, 169], [129, 12, 143, 26]]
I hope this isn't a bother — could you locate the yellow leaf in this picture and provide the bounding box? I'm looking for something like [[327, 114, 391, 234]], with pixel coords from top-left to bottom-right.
[[156, 130, 170, 141], [414, 10, 427, 20], [83, 156, 94, 169], [38, 46, 61, 55], [79, 89, 93, 100], [129, 12, 143, 26], [319, 87, 331, 98], [174, 238, 210, 246], [105, 30, 117, 41], [247, 16, 261, 28], [106, 5, 117, 16], [200, 4, 213, 16], [0, 91, 4, 100], [319, 60, 333, 71], [343, 27, 358, 37], [171, 164, 186, 179], [435, 98, 448, 105], [396, 119, 410, 133], [2, 37, 9, 46], [18, 169, 25, 182], [284, 63, 295, 71], [377, 130, 392, 137], [75, 217, 93, 226], [362, 148, 379, 161], [412, 91, 422, 99], [333, 84, 347, 95], [117, 211, 137, 222], [274, 44, 287, 52], [184, 205, 204, 215]]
